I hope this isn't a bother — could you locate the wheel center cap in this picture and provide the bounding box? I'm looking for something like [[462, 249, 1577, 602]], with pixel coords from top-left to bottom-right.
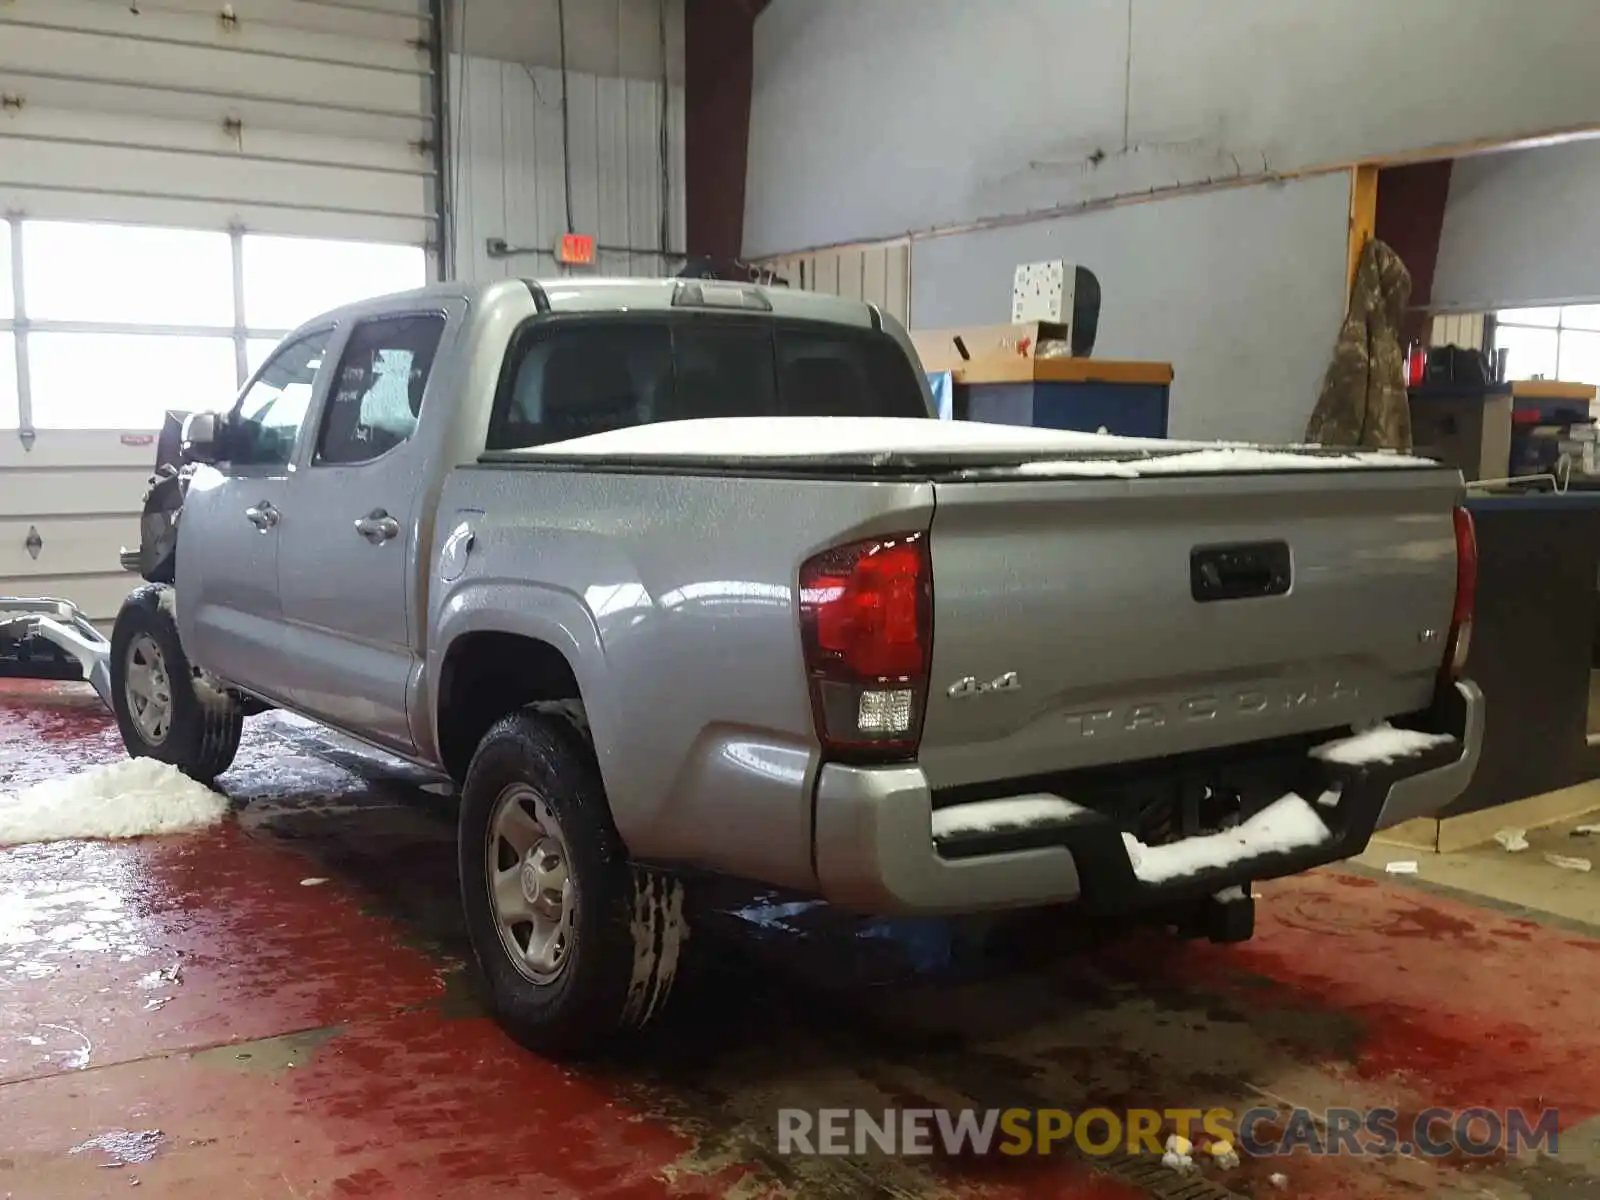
[[520, 856, 542, 904]]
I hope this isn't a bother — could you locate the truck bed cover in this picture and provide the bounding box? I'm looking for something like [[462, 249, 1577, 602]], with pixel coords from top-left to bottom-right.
[[477, 416, 1443, 478]]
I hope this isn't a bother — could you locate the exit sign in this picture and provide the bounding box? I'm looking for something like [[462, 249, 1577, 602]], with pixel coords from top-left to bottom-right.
[[555, 232, 596, 265]]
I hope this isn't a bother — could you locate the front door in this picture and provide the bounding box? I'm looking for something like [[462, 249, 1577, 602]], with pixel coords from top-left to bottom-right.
[[274, 311, 449, 752], [177, 328, 332, 697]]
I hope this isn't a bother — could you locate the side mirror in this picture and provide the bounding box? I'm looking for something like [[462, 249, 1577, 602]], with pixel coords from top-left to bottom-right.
[[181, 411, 222, 464]]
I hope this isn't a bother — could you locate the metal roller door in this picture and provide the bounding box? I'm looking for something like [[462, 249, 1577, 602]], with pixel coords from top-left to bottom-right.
[[0, 0, 441, 625]]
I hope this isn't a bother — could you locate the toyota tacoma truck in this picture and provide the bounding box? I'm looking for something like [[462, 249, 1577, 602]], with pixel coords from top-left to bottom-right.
[[108, 277, 1483, 1058]]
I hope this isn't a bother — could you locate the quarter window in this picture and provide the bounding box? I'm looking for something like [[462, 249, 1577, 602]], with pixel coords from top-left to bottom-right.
[[315, 314, 447, 465]]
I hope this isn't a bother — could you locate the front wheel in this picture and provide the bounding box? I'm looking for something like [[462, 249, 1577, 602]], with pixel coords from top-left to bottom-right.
[[109, 584, 244, 785], [458, 711, 689, 1059]]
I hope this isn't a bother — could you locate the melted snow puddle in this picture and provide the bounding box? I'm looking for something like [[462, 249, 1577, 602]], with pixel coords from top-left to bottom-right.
[[0, 759, 229, 846]]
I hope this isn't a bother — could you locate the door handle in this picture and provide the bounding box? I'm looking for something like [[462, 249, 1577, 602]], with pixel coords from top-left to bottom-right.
[[1190, 541, 1292, 602], [354, 509, 400, 544], [245, 501, 279, 531]]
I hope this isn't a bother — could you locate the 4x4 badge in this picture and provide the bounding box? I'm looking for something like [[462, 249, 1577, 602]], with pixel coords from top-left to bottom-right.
[[947, 671, 1020, 699]]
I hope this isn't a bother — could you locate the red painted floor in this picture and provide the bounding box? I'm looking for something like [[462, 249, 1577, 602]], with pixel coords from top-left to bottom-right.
[[1, 680, 1596, 1198]]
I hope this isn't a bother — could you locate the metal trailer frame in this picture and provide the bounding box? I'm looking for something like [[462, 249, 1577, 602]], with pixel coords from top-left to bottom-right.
[[0, 596, 114, 709]]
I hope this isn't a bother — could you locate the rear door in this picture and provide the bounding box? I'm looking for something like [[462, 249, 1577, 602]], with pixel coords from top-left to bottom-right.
[[273, 310, 449, 751], [178, 328, 332, 695]]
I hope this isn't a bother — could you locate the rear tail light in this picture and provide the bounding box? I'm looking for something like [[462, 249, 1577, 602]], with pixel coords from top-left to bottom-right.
[[1443, 506, 1477, 680], [798, 532, 932, 760]]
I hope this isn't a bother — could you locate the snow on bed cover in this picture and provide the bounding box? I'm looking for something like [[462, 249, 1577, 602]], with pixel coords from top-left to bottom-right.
[[931, 795, 1089, 839], [1310, 722, 1456, 766], [1120, 792, 1332, 885], [0, 758, 229, 846], [528, 416, 1434, 473]]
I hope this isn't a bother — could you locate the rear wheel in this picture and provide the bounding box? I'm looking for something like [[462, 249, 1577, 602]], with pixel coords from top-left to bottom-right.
[[458, 711, 689, 1059], [109, 585, 244, 785]]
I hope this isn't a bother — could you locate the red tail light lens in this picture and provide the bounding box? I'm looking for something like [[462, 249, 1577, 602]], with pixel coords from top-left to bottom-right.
[[1444, 506, 1477, 680], [799, 532, 932, 759]]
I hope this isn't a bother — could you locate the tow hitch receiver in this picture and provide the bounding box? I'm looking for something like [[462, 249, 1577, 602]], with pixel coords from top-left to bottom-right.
[[1201, 886, 1255, 943], [1171, 886, 1256, 944]]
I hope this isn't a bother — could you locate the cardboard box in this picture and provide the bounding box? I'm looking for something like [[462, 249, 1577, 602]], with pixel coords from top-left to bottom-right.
[[911, 322, 1072, 374], [1408, 393, 1512, 482]]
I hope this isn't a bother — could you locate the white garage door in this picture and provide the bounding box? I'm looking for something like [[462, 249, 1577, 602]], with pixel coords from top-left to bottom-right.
[[0, 0, 439, 625]]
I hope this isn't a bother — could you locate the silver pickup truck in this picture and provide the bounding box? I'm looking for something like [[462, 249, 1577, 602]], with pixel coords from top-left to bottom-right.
[[108, 277, 1483, 1058]]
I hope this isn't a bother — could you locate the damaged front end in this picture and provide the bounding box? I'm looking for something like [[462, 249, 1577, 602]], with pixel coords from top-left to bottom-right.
[[0, 411, 196, 709]]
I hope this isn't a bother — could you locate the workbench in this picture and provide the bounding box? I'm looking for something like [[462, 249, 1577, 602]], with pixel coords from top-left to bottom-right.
[[912, 324, 1173, 438]]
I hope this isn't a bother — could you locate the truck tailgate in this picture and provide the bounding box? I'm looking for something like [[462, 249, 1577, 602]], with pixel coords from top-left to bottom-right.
[[918, 466, 1462, 791]]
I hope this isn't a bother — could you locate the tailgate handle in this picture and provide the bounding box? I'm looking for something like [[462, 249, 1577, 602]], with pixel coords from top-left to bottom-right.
[[1191, 542, 1291, 602]]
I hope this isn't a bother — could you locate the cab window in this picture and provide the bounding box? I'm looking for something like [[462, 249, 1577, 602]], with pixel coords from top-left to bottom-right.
[[314, 313, 447, 466], [226, 330, 330, 468], [485, 318, 927, 452]]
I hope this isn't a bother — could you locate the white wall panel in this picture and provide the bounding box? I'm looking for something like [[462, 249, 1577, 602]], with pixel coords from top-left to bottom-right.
[[0, 0, 436, 238], [0, 431, 158, 619], [1, 138, 431, 232], [0, 22, 428, 115], [0, 469, 153, 518], [0, 573, 137, 625], [448, 54, 685, 282], [0, 73, 431, 144], [909, 175, 1350, 443], [455, 0, 684, 82], [4, 107, 427, 175], [1, 0, 428, 73], [0, 516, 139, 580], [1431, 313, 1488, 350], [747, 0, 1600, 257], [1432, 141, 1600, 313], [123, 0, 429, 42], [759, 243, 912, 326]]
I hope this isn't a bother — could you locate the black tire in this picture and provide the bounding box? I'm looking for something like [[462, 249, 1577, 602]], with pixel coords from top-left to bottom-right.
[[109, 584, 244, 786], [458, 710, 689, 1059]]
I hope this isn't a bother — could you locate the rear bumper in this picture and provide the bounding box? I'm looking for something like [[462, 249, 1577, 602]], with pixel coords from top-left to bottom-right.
[[812, 680, 1484, 916]]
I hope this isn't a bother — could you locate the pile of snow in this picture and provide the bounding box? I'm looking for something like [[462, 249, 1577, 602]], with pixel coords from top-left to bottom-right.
[[0, 758, 229, 847], [525, 415, 1437, 472], [1162, 1134, 1195, 1173], [1121, 793, 1332, 884], [1310, 723, 1456, 766], [930, 794, 1088, 839], [1016, 446, 1423, 477]]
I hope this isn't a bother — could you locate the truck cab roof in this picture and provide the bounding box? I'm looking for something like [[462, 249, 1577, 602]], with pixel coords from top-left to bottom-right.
[[295, 276, 881, 342]]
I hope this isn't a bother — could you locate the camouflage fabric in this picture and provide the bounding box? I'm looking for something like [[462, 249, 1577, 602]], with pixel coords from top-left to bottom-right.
[[1304, 238, 1413, 451]]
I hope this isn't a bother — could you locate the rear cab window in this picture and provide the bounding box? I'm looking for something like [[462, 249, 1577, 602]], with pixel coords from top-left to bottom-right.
[[485, 317, 929, 452]]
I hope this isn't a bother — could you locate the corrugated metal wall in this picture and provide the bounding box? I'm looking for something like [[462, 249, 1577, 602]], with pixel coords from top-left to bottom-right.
[[757, 242, 911, 326], [1431, 313, 1487, 351], [448, 54, 686, 281]]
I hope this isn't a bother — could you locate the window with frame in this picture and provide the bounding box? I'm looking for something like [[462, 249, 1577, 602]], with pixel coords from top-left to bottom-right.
[[314, 313, 447, 465], [227, 329, 331, 468], [485, 318, 929, 451], [1493, 306, 1600, 385]]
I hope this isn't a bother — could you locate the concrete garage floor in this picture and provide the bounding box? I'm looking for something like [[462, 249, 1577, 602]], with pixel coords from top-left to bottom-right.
[[2, 683, 1598, 1199]]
